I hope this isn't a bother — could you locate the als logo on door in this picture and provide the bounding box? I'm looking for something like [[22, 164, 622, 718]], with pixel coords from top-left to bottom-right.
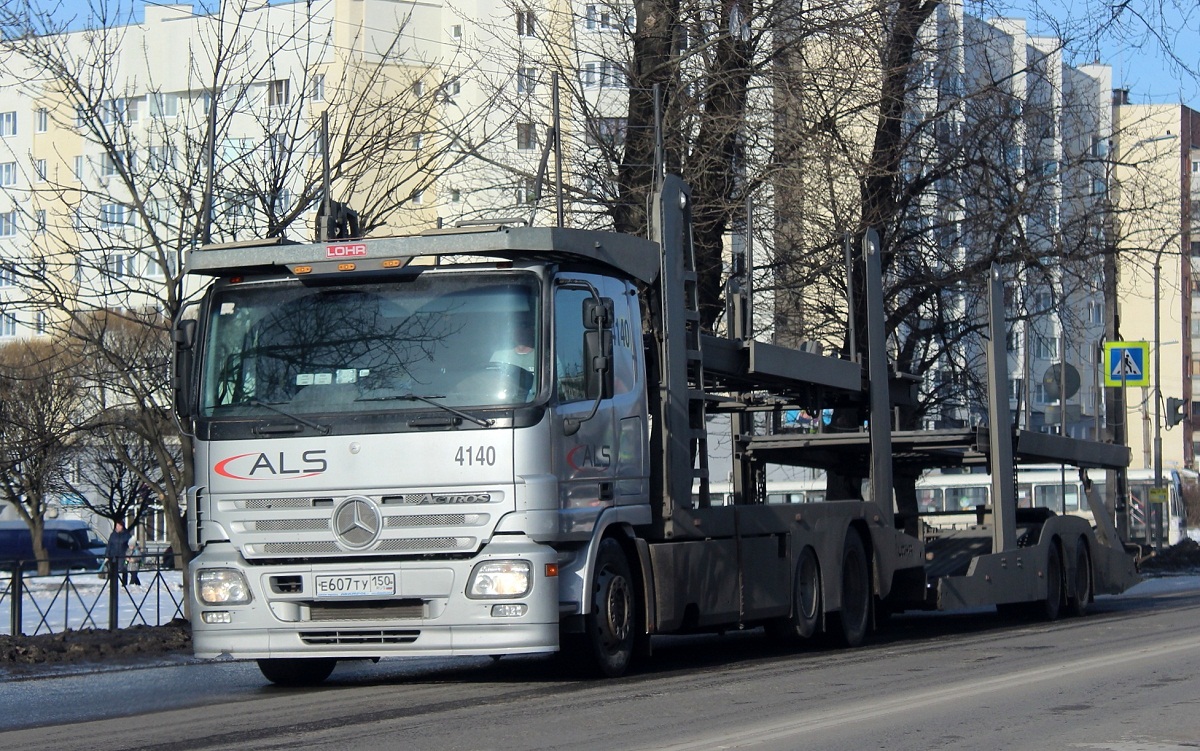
[[214, 450, 328, 481]]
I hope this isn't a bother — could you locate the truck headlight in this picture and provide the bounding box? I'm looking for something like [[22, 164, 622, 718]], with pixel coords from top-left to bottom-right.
[[197, 568, 252, 605], [466, 560, 531, 598]]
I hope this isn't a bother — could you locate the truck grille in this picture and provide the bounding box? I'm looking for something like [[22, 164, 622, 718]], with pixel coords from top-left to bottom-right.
[[224, 490, 501, 560], [308, 600, 425, 621], [256, 537, 477, 556], [300, 629, 420, 645]]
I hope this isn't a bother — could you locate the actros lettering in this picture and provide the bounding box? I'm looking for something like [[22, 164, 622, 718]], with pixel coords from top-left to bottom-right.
[[215, 450, 328, 481]]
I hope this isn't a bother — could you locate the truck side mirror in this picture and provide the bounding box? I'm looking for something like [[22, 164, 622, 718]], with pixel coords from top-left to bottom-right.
[[584, 329, 614, 400], [173, 317, 197, 420]]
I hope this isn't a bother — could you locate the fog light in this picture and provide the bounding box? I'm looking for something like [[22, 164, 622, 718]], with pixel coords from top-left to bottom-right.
[[491, 603, 528, 617], [203, 611, 232, 624]]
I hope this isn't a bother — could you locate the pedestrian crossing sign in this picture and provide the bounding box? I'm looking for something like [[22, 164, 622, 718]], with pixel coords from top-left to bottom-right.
[[1103, 341, 1150, 387]]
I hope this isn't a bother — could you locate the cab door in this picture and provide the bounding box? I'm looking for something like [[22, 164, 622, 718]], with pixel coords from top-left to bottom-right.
[[552, 274, 622, 538]]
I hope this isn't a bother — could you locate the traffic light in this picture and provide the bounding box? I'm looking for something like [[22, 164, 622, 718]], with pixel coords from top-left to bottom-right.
[[1166, 397, 1187, 428]]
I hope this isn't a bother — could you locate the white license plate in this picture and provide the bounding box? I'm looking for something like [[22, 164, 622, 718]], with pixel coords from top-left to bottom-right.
[[314, 573, 396, 597]]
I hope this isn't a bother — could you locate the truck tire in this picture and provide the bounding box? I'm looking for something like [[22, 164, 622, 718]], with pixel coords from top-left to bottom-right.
[[1067, 539, 1091, 617], [570, 537, 638, 678], [1039, 543, 1065, 621], [831, 531, 871, 647], [767, 546, 822, 644], [257, 657, 337, 686]]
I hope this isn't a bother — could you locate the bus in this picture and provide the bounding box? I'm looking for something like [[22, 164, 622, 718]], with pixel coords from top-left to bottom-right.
[[702, 466, 1195, 546]]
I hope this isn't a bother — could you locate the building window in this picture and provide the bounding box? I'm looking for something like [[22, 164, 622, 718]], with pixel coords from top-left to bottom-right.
[[102, 98, 138, 124], [516, 9, 535, 37], [0, 313, 16, 338], [311, 74, 325, 102], [73, 155, 84, 181], [516, 177, 537, 205], [1033, 335, 1058, 360], [449, 188, 461, 202], [412, 133, 423, 150], [34, 311, 46, 335], [583, 62, 597, 87], [600, 60, 627, 87], [516, 122, 538, 150], [100, 203, 129, 227], [35, 210, 46, 233], [412, 190, 424, 205], [0, 162, 15, 186], [0, 112, 16, 137], [151, 92, 179, 118], [586, 116, 627, 147], [451, 24, 462, 38], [0, 262, 14, 285], [1087, 299, 1104, 325], [0, 212, 16, 237], [35, 159, 47, 181], [35, 108, 48, 133], [269, 80, 290, 108], [75, 105, 87, 128], [517, 67, 537, 95], [412, 80, 425, 97], [149, 145, 176, 170]]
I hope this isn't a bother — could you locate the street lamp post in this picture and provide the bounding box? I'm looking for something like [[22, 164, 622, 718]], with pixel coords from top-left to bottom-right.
[[1154, 255, 1163, 549]]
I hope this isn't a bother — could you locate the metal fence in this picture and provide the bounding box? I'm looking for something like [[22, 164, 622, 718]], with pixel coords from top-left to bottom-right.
[[0, 554, 187, 636]]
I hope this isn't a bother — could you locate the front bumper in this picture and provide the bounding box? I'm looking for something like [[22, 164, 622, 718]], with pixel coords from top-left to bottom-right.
[[189, 538, 560, 660]]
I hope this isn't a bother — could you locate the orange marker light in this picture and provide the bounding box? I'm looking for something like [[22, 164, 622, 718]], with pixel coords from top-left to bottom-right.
[[338, 263, 356, 271], [545, 563, 559, 578], [382, 259, 402, 269], [293, 265, 313, 274]]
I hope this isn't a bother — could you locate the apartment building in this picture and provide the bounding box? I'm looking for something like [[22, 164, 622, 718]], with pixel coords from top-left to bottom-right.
[[1110, 101, 1200, 471]]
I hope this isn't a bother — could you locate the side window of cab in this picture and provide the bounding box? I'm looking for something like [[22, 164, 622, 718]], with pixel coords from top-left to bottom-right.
[[554, 286, 591, 403]]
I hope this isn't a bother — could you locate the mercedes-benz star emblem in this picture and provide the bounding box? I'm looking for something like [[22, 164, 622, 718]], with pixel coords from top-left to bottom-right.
[[332, 497, 382, 550]]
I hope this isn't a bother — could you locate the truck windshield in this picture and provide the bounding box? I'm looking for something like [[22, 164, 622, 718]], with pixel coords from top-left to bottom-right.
[[199, 272, 541, 417]]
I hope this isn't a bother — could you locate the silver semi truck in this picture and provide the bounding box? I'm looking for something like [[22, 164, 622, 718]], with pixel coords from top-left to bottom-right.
[[174, 177, 1139, 684]]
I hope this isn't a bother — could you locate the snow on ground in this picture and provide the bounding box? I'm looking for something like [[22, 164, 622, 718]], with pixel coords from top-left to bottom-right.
[[0, 571, 186, 636]]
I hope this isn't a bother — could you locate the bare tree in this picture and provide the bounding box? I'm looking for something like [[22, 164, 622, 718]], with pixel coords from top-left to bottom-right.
[[0, 340, 87, 575], [0, 0, 495, 565]]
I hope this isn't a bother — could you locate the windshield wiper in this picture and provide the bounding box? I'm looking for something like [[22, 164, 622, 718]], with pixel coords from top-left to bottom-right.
[[356, 392, 495, 428], [248, 399, 331, 435]]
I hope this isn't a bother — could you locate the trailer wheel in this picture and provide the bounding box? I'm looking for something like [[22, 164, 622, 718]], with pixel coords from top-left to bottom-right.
[[1039, 543, 1065, 621], [257, 658, 337, 686], [766, 546, 822, 645], [1068, 539, 1091, 617], [832, 531, 871, 647], [571, 537, 637, 678]]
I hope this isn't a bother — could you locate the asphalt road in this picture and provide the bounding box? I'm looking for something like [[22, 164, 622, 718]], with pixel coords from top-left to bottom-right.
[[4, 578, 1200, 751]]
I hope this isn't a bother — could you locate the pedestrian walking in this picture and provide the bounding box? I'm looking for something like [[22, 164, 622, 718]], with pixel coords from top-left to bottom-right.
[[127, 540, 143, 586], [105, 522, 131, 585]]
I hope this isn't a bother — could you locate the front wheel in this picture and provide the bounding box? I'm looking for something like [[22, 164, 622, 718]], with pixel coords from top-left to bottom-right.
[[257, 657, 337, 686], [567, 537, 638, 678]]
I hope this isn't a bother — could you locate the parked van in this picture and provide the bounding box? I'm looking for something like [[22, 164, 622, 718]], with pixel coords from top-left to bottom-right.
[[0, 520, 106, 572]]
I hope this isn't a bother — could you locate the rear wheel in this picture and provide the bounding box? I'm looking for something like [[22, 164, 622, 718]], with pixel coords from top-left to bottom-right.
[[257, 658, 337, 686], [766, 547, 822, 645], [1068, 540, 1091, 617], [1039, 544, 1065, 622], [831, 531, 871, 647]]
